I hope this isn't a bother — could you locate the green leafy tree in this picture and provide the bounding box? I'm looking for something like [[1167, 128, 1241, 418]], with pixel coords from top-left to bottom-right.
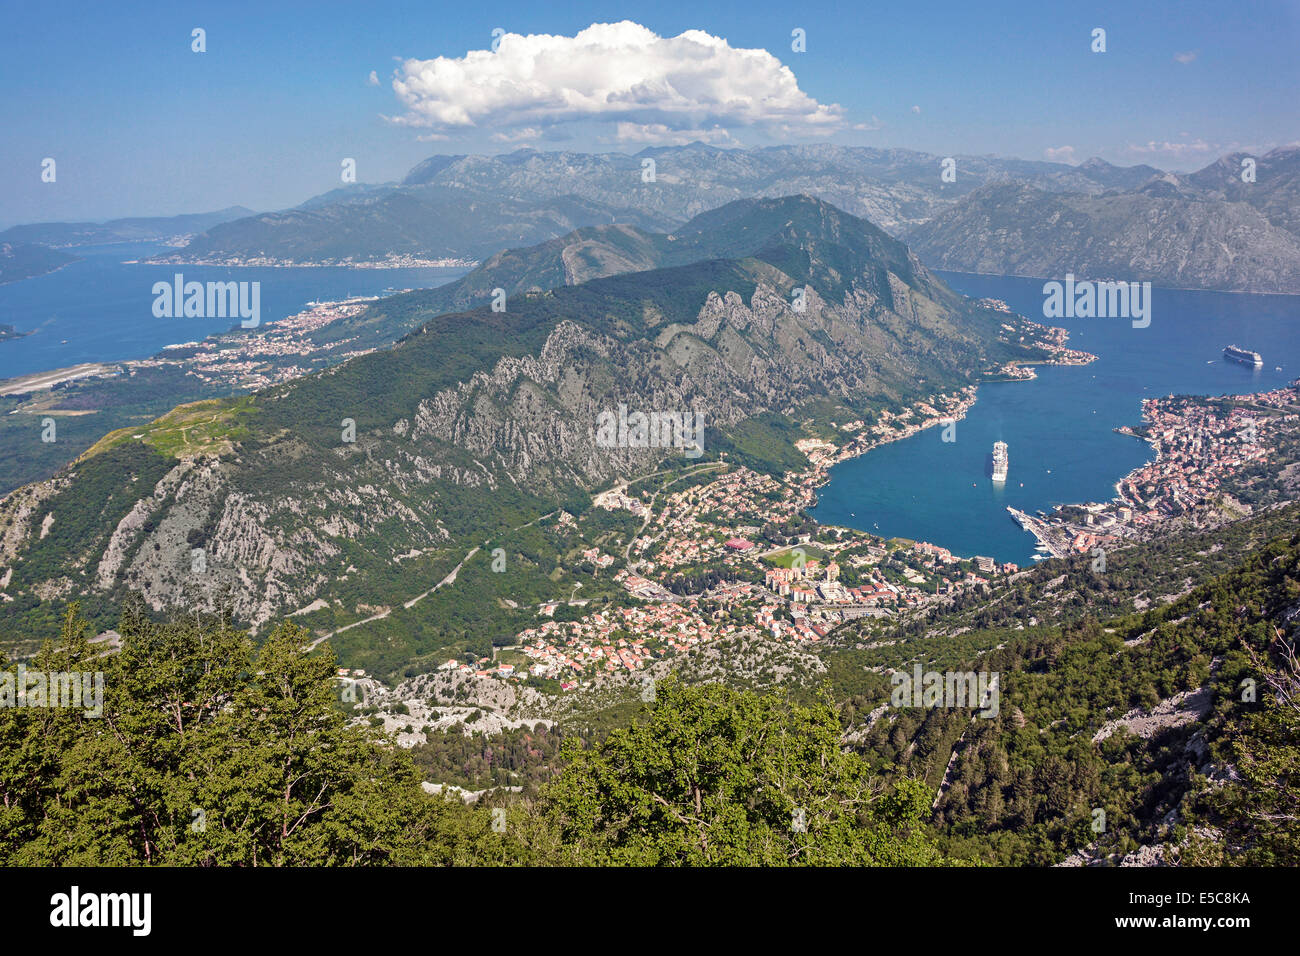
[[0, 600, 515, 866], [544, 677, 947, 866]]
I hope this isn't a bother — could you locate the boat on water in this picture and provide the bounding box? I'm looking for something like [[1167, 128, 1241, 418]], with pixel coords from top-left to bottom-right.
[[991, 441, 1008, 483], [1007, 506, 1032, 530], [1224, 344, 1263, 367]]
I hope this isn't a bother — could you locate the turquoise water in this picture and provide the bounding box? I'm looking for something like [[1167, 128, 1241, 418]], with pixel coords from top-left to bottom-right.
[[810, 273, 1300, 565], [0, 242, 467, 379]]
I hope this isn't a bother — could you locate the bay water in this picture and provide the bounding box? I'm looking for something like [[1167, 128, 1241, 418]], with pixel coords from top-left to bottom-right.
[[810, 273, 1300, 565], [0, 242, 467, 379]]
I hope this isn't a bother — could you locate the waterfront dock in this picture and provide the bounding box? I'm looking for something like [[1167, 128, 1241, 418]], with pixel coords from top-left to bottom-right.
[[1007, 506, 1069, 559]]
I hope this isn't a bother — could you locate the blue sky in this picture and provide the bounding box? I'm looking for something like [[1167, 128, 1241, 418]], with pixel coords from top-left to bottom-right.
[[2, 0, 1296, 226]]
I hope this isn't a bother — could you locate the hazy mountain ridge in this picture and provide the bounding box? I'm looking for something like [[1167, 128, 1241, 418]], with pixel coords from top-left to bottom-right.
[[0, 207, 255, 248], [155, 187, 674, 264], [146, 144, 1300, 293], [402, 144, 1145, 222], [904, 179, 1300, 292], [148, 144, 1155, 267]]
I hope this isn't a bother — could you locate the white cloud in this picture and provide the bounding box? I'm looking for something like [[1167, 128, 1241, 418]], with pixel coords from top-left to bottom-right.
[[911, 105, 921, 115], [853, 115, 883, 131], [368, 70, 380, 86], [1126, 138, 1217, 158], [490, 127, 544, 143], [1044, 145, 1076, 163], [1173, 50, 1199, 64], [387, 21, 842, 141], [614, 123, 737, 145]]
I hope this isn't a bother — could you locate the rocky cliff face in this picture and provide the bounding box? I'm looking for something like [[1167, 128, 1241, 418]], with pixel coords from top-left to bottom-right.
[[904, 181, 1300, 293], [405, 279, 905, 489], [1184, 145, 1300, 240]]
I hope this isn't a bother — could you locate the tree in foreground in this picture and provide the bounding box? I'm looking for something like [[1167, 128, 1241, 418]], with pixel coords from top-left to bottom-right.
[[0, 600, 512, 866], [2, 603, 945, 867], [543, 677, 947, 866]]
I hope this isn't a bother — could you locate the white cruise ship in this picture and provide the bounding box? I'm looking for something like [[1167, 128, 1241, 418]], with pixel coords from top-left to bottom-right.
[[992, 441, 1008, 482]]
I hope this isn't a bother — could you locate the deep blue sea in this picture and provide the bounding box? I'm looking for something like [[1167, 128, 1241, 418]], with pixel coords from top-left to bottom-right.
[[0, 243, 467, 379], [810, 273, 1300, 565]]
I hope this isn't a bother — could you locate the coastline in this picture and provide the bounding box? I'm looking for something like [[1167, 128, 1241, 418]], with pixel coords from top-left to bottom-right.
[[1010, 380, 1300, 559], [0, 257, 80, 288], [803, 331, 1096, 555], [937, 268, 1300, 298], [0, 362, 112, 396], [0, 293, 384, 408], [132, 255, 476, 270]]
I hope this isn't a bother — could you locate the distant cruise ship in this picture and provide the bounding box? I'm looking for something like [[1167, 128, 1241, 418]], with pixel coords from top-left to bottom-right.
[[991, 441, 1008, 482], [1224, 344, 1263, 367]]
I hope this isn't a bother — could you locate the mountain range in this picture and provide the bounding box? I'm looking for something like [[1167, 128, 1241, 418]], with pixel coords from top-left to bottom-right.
[[312, 189, 1007, 350], [904, 175, 1300, 293], [136, 144, 1300, 294], [0, 206, 255, 248], [157, 189, 672, 264], [0, 196, 1052, 643]]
